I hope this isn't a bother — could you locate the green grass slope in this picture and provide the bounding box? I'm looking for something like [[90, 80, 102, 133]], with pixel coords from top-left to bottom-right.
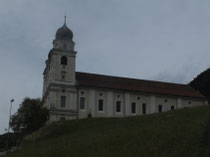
[[6, 106, 210, 157]]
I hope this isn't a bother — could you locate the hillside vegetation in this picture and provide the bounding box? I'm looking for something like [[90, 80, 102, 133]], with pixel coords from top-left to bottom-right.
[[189, 68, 210, 101], [5, 106, 210, 157]]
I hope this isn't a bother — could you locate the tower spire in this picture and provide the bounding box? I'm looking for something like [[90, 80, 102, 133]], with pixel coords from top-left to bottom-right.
[[64, 12, 66, 25]]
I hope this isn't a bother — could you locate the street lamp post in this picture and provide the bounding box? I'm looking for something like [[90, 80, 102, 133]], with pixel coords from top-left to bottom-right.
[[7, 99, 14, 150]]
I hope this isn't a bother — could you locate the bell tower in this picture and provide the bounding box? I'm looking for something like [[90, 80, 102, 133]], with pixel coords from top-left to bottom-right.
[[42, 17, 78, 122]]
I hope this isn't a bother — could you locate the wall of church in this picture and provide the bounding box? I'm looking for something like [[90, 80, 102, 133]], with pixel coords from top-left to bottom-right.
[[155, 96, 177, 112], [43, 85, 207, 121], [181, 98, 206, 108], [78, 87, 207, 119], [42, 62, 50, 97], [50, 88, 77, 110], [46, 51, 76, 86], [42, 49, 79, 122], [43, 86, 78, 122], [128, 93, 150, 116]]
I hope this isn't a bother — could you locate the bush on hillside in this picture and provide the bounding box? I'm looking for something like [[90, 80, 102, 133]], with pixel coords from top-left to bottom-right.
[[10, 98, 49, 134]]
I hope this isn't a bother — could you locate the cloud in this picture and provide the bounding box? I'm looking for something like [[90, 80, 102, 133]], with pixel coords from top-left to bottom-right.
[[153, 62, 209, 84]]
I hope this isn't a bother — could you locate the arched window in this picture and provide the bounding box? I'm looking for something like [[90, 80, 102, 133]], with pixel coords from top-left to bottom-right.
[[61, 56, 67, 65]]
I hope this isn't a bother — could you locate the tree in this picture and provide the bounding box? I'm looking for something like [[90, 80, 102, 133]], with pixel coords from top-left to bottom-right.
[[10, 97, 49, 134], [189, 68, 210, 102]]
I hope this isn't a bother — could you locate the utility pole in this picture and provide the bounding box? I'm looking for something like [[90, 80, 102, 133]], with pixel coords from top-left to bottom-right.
[[7, 99, 14, 150]]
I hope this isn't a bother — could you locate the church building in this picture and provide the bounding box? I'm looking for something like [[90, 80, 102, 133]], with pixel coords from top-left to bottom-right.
[[42, 19, 207, 122]]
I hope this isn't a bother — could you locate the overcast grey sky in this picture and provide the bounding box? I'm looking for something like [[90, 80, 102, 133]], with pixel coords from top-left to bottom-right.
[[1, 0, 210, 133]]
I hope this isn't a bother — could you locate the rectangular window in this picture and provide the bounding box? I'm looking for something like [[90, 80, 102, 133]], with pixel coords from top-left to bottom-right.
[[116, 101, 121, 112], [61, 71, 66, 80], [171, 106, 175, 110], [158, 105, 162, 113], [80, 97, 85, 110], [131, 102, 136, 114], [142, 103, 147, 114], [60, 96, 66, 108], [98, 99, 104, 111]]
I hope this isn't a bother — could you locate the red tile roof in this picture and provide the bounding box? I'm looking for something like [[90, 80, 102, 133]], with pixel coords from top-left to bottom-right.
[[76, 72, 206, 99]]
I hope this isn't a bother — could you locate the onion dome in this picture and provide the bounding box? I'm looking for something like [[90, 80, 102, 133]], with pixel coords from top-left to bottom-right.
[[55, 16, 73, 40]]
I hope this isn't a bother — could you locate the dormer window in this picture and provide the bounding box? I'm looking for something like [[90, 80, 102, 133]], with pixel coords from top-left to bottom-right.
[[61, 56, 67, 65]]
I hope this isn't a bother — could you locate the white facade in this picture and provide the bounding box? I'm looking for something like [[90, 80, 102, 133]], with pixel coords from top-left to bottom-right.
[[42, 21, 208, 122], [77, 87, 207, 119]]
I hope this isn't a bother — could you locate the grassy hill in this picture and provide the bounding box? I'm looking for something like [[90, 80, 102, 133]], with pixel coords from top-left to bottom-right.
[[5, 106, 210, 157]]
